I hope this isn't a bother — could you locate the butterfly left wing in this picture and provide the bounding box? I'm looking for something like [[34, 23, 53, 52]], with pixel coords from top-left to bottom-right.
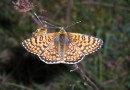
[[22, 33, 55, 55], [68, 33, 103, 55]]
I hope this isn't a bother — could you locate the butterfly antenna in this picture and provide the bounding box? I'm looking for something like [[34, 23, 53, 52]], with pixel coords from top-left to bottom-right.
[[33, 12, 61, 30], [33, 12, 44, 26], [47, 27, 61, 29], [34, 12, 59, 28], [42, 20, 58, 28], [65, 21, 81, 29]]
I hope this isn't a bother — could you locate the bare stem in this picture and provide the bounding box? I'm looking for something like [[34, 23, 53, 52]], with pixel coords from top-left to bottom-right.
[[71, 64, 100, 90]]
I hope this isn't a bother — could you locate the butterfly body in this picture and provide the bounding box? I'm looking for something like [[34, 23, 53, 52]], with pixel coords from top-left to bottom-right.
[[54, 27, 71, 61]]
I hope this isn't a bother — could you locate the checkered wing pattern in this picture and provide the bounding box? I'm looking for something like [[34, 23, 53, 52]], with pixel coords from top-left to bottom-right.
[[38, 42, 60, 64], [22, 33, 55, 55], [39, 42, 84, 64], [63, 43, 84, 64], [68, 33, 103, 55], [22, 31, 103, 64]]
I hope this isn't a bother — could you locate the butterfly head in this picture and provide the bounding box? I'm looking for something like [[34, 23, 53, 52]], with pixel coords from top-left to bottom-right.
[[59, 27, 66, 34]]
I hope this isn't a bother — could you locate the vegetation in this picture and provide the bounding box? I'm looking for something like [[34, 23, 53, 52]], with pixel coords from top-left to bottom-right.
[[0, 0, 130, 90]]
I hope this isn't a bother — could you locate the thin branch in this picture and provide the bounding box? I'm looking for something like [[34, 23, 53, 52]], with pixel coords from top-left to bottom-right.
[[71, 64, 100, 90]]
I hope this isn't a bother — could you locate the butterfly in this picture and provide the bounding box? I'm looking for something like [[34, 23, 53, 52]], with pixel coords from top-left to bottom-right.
[[22, 27, 103, 64]]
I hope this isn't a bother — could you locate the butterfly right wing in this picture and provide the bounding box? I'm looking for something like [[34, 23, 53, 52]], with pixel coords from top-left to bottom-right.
[[22, 33, 55, 55], [68, 33, 103, 55]]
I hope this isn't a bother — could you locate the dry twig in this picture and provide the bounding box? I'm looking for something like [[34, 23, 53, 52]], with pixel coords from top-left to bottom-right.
[[70, 64, 100, 90]]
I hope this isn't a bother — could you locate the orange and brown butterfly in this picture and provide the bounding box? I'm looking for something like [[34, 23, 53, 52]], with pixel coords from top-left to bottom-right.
[[22, 27, 103, 64]]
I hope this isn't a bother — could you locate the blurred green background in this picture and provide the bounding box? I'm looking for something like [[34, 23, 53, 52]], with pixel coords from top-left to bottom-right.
[[0, 0, 130, 90]]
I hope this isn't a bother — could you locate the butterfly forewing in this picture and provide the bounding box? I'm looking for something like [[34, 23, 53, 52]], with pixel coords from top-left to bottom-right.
[[68, 33, 103, 55], [22, 33, 55, 55]]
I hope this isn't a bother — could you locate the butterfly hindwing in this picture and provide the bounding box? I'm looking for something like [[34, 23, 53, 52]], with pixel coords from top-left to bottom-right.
[[64, 43, 84, 64], [38, 42, 61, 64], [68, 33, 103, 55], [39, 42, 84, 64]]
